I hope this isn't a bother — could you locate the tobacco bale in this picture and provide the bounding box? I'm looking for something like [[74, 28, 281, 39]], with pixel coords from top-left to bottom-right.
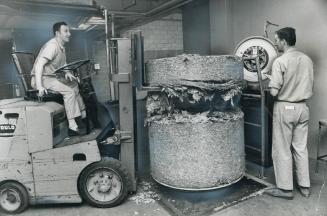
[[146, 93, 171, 117], [146, 86, 242, 115], [146, 54, 243, 86], [163, 86, 242, 112], [148, 109, 245, 190]]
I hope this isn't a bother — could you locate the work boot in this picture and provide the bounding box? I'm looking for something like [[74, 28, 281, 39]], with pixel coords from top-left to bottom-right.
[[264, 187, 294, 200], [75, 117, 87, 130], [298, 186, 310, 198], [68, 128, 85, 136]]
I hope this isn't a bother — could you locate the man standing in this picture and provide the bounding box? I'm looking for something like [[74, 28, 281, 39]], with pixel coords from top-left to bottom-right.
[[32, 22, 86, 136], [264, 27, 314, 199]]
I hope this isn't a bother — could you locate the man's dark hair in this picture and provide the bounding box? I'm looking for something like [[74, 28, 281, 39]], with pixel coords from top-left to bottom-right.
[[276, 27, 296, 46], [53, 22, 67, 35]]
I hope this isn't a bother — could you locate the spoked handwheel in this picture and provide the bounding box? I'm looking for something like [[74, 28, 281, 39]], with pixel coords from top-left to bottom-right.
[[0, 182, 29, 214], [54, 59, 90, 74], [78, 157, 132, 208], [234, 36, 278, 82]]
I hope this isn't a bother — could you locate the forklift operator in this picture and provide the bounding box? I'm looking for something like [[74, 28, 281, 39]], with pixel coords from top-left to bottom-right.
[[31, 22, 86, 136]]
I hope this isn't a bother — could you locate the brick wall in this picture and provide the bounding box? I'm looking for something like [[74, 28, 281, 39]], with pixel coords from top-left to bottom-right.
[[121, 12, 184, 61]]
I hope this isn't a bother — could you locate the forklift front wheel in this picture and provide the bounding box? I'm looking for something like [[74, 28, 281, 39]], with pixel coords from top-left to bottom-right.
[[78, 157, 132, 208], [0, 182, 29, 214]]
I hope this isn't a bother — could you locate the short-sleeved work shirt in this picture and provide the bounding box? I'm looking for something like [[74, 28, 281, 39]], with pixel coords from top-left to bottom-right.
[[33, 38, 66, 75], [269, 47, 313, 102]]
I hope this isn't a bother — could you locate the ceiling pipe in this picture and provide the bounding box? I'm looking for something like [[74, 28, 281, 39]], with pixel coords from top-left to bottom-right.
[[103, 10, 145, 17], [0, 0, 192, 19], [144, 0, 191, 16], [146, 0, 192, 18], [101, 0, 191, 18], [83, 0, 192, 39], [117, 0, 192, 32], [0, 0, 96, 8]]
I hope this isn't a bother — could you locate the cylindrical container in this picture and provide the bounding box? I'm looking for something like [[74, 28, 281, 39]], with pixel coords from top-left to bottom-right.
[[148, 110, 245, 190], [147, 54, 245, 190], [146, 54, 243, 86]]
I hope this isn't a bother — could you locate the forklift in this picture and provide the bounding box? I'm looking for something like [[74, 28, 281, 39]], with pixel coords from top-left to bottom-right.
[[0, 30, 144, 214]]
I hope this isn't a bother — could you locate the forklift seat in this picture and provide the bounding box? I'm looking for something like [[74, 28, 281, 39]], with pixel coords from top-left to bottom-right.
[[12, 51, 63, 104]]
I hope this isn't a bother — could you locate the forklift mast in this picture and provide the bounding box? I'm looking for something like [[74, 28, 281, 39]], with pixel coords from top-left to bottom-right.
[[109, 33, 144, 192]]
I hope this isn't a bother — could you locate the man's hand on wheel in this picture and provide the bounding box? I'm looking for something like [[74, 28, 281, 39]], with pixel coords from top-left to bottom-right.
[[38, 86, 48, 97], [65, 71, 79, 82]]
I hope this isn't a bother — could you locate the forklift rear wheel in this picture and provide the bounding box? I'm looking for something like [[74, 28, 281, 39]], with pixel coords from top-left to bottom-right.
[[0, 182, 29, 214], [78, 157, 132, 208]]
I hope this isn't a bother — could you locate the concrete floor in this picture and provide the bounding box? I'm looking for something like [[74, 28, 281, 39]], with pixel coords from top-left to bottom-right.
[[2, 159, 327, 216], [213, 170, 326, 216], [1, 201, 170, 216], [213, 159, 327, 216]]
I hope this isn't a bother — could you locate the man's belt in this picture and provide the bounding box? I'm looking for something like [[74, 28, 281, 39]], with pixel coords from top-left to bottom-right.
[[275, 99, 306, 103]]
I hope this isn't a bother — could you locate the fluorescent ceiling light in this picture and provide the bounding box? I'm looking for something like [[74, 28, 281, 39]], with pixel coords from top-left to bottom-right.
[[74, 16, 105, 30]]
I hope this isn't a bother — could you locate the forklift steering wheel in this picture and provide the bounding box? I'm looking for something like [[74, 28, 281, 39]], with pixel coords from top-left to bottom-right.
[[54, 59, 90, 75]]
